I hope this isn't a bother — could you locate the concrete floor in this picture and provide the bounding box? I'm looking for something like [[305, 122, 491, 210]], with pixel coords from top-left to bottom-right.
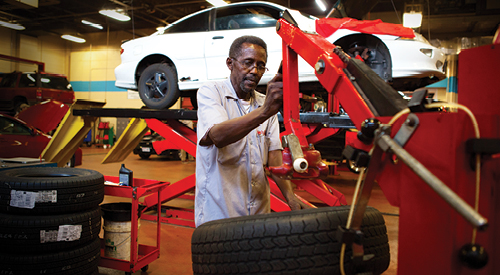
[[78, 147, 398, 275]]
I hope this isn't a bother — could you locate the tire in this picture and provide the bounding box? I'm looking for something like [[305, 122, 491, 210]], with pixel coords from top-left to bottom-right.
[[14, 102, 30, 115], [139, 153, 151, 159], [65, 154, 76, 167], [192, 206, 390, 275], [335, 34, 392, 83], [0, 207, 101, 253], [0, 167, 104, 215], [0, 237, 100, 275], [138, 63, 179, 109]]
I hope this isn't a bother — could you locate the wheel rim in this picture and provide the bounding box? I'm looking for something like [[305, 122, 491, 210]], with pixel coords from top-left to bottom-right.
[[144, 72, 169, 102]]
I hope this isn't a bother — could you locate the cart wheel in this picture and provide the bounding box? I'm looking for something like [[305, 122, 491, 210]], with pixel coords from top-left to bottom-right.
[[142, 265, 149, 272]]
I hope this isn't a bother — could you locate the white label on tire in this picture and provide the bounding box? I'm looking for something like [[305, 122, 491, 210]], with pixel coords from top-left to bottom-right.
[[36, 190, 57, 203], [57, 225, 82, 241], [40, 225, 82, 243], [40, 230, 59, 243], [10, 190, 36, 209]]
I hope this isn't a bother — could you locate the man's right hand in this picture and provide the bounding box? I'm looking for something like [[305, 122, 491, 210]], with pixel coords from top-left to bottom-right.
[[263, 72, 283, 116]]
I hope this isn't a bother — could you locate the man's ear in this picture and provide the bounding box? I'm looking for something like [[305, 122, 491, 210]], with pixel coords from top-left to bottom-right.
[[226, 57, 233, 70]]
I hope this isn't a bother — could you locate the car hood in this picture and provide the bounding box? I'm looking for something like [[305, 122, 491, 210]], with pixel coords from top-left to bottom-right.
[[16, 100, 70, 133]]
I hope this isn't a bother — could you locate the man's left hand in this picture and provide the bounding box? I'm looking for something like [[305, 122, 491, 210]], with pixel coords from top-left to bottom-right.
[[286, 194, 313, 210]]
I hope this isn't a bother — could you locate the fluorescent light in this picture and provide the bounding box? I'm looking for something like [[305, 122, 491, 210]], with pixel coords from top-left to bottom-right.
[[0, 20, 25, 30], [206, 0, 227, 7], [61, 34, 86, 43], [315, 0, 327, 12], [81, 20, 103, 30], [403, 11, 423, 28], [99, 9, 131, 21]]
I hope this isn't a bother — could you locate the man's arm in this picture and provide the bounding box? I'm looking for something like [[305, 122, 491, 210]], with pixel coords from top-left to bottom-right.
[[268, 150, 310, 210], [199, 73, 283, 148]]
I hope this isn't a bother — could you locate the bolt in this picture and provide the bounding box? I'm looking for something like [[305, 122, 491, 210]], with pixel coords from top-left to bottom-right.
[[315, 59, 325, 74]]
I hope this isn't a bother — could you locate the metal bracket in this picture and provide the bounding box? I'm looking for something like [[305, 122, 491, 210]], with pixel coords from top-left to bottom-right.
[[393, 113, 419, 147]]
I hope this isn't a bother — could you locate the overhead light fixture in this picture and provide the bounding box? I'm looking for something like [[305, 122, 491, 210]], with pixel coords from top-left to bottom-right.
[[0, 20, 25, 30], [403, 4, 423, 29], [61, 34, 86, 43], [206, 0, 227, 7], [81, 20, 103, 30], [315, 0, 327, 12], [99, 9, 130, 22]]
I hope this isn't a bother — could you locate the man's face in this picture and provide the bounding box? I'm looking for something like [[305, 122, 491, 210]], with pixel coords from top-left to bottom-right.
[[227, 42, 267, 99]]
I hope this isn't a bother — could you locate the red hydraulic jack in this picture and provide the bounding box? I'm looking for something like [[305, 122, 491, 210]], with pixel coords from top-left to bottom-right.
[[139, 112, 346, 227]]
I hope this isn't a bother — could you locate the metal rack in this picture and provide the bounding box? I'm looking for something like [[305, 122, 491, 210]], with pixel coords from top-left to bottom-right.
[[99, 176, 168, 274]]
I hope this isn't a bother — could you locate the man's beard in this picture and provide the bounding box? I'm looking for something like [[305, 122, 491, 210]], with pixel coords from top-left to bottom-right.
[[239, 76, 258, 94]]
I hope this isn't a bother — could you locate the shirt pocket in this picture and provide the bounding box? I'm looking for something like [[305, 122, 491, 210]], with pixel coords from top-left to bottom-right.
[[259, 136, 271, 166], [217, 140, 245, 165]]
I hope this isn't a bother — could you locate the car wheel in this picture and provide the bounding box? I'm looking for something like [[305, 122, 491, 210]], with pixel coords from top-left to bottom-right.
[[348, 159, 362, 174], [65, 154, 76, 167], [138, 63, 180, 109], [139, 153, 151, 159], [335, 35, 392, 83], [14, 102, 29, 115], [192, 206, 390, 275]]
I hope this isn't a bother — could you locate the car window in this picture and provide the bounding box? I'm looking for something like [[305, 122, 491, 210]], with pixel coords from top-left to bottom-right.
[[18, 73, 37, 88], [164, 10, 209, 33], [215, 5, 281, 31], [40, 75, 73, 91], [0, 73, 18, 88], [0, 117, 30, 135]]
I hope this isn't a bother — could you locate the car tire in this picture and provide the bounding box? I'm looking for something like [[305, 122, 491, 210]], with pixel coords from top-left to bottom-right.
[[138, 63, 180, 109], [335, 34, 392, 83], [0, 237, 100, 275], [0, 207, 101, 253], [139, 153, 151, 159], [13, 101, 29, 114], [0, 167, 104, 215], [192, 206, 390, 275]]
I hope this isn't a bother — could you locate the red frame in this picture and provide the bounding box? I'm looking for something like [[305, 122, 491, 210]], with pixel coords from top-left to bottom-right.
[[99, 176, 168, 273]]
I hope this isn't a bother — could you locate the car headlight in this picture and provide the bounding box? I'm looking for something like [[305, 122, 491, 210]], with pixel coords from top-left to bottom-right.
[[420, 48, 433, 58]]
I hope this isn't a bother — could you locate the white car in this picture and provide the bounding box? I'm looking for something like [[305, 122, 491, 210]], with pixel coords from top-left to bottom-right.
[[114, 1, 445, 109]]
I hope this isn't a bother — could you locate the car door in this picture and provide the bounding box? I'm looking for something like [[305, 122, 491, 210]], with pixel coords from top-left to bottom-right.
[[205, 4, 283, 82], [0, 116, 48, 158]]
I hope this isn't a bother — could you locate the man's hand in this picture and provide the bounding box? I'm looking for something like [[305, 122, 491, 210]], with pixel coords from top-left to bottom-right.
[[285, 193, 313, 210], [263, 73, 283, 116]]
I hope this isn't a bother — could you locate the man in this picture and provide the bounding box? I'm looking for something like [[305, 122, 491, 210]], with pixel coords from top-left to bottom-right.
[[195, 35, 308, 227]]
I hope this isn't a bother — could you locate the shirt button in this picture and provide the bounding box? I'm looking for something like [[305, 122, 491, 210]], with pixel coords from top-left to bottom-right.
[[251, 181, 256, 186]]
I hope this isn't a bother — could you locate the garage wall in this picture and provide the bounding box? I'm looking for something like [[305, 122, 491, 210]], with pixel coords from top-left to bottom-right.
[[0, 30, 69, 74]]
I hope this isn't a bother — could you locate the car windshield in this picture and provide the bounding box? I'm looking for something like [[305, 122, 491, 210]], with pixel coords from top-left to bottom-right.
[[40, 75, 73, 91]]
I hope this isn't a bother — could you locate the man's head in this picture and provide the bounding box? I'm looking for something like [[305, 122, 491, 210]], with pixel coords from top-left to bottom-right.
[[227, 35, 268, 100]]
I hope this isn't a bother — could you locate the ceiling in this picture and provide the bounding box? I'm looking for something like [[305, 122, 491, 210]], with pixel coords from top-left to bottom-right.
[[0, 0, 499, 41]]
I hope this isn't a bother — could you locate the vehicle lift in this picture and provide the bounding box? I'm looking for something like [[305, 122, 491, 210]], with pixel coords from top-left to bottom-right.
[[70, 12, 500, 274], [272, 10, 499, 275]]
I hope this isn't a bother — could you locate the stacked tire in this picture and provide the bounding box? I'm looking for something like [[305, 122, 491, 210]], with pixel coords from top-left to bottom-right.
[[192, 206, 390, 275], [0, 167, 105, 275]]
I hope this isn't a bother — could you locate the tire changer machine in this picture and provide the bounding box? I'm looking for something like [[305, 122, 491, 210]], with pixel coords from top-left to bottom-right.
[[272, 11, 500, 275]]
